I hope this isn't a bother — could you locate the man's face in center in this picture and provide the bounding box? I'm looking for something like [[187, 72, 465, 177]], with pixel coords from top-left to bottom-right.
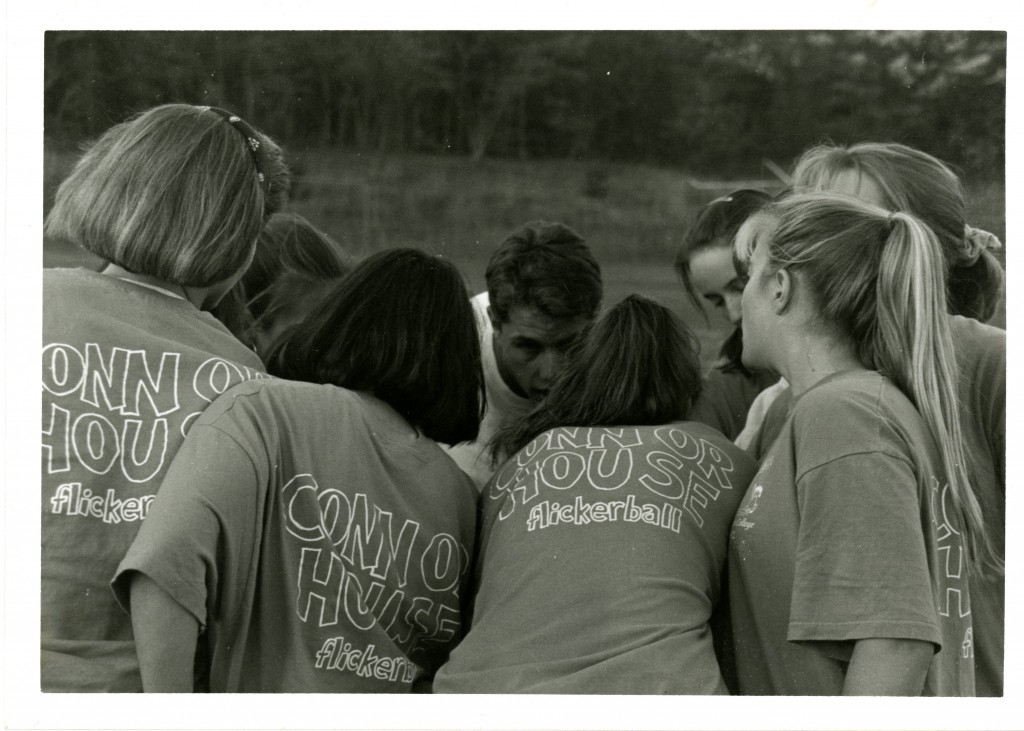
[[489, 305, 591, 401]]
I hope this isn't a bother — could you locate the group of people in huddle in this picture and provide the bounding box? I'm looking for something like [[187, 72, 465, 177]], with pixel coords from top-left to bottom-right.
[[41, 103, 1005, 696]]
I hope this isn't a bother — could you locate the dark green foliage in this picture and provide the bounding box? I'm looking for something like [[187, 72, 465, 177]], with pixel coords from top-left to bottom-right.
[[44, 30, 1005, 178]]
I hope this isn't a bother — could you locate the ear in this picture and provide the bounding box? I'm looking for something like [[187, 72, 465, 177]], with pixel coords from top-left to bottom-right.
[[770, 268, 794, 315]]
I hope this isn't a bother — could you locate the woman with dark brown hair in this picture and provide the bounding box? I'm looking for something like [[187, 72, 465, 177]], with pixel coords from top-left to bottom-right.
[[113, 249, 484, 693], [434, 295, 757, 694], [212, 211, 354, 358]]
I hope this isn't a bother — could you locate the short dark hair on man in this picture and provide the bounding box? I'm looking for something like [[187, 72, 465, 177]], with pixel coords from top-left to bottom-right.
[[268, 248, 483, 445], [486, 221, 603, 324]]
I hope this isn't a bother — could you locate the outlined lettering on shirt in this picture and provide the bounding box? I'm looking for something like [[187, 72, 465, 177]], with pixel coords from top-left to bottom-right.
[[42, 343, 262, 523], [282, 473, 467, 677], [931, 476, 972, 622], [489, 426, 737, 531]]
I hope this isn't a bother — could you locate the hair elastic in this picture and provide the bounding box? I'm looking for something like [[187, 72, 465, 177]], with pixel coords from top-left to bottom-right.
[[203, 106, 268, 187], [962, 224, 1003, 265]]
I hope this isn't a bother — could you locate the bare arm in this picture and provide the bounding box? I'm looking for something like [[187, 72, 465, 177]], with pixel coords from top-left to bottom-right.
[[129, 572, 200, 692], [842, 637, 933, 696]]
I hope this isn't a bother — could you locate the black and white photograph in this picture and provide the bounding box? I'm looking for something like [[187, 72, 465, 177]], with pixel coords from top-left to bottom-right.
[[4, 1, 1020, 729]]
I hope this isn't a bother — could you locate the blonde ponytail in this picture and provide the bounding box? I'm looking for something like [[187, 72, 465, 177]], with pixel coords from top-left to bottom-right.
[[874, 212, 1000, 576], [765, 192, 1001, 576]]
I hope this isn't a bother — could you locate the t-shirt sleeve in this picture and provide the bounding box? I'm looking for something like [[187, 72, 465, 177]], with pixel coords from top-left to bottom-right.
[[111, 424, 259, 626], [787, 452, 942, 654]]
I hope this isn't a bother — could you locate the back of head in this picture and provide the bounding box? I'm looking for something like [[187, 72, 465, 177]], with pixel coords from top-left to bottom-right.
[[492, 294, 702, 460], [44, 104, 290, 287], [793, 141, 1003, 321], [732, 209, 781, 270], [763, 191, 999, 574], [249, 273, 347, 362], [674, 188, 772, 310], [269, 248, 483, 445], [245, 212, 353, 322], [762, 192, 919, 365], [212, 212, 353, 350], [486, 221, 603, 325]]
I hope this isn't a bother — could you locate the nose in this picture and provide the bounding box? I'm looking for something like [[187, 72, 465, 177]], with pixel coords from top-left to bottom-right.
[[535, 349, 564, 389], [724, 292, 743, 325]]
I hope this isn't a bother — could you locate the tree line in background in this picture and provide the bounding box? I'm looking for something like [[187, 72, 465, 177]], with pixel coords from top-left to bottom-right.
[[44, 30, 1005, 177]]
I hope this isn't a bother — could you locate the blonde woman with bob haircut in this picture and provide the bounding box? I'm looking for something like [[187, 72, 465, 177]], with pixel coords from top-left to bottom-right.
[[41, 103, 289, 692], [739, 141, 1006, 695], [729, 192, 983, 696]]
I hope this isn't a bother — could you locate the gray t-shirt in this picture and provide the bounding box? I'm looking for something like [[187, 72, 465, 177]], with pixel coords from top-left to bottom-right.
[[729, 370, 975, 696], [42, 268, 265, 692], [113, 380, 477, 692], [744, 317, 1005, 696], [435, 421, 756, 694]]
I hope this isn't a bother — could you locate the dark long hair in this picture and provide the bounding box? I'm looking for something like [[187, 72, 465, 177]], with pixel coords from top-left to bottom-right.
[[269, 248, 484, 445], [244, 211, 353, 323], [490, 295, 702, 462]]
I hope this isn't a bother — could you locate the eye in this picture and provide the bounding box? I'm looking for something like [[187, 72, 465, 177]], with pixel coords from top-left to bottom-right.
[[703, 294, 725, 309]]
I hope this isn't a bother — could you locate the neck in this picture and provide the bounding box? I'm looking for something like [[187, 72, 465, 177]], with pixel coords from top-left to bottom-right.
[[775, 329, 865, 397]]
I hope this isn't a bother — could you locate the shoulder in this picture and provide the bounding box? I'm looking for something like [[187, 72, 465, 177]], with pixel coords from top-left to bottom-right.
[[195, 378, 339, 428], [795, 370, 892, 416], [43, 270, 262, 368], [189, 381, 379, 472], [949, 313, 1005, 344], [43, 267, 82, 282], [44, 267, 113, 297], [666, 421, 759, 478], [790, 371, 918, 468], [949, 314, 1005, 369]]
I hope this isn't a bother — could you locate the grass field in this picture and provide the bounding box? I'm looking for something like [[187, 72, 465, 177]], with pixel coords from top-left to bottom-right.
[[43, 145, 1007, 363]]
